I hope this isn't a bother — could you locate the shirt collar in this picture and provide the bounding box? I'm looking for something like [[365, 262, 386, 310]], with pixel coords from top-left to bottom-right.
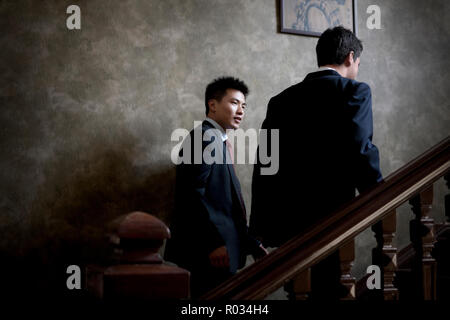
[[205, 117, 228, 142], [318, 66, 338, 73]]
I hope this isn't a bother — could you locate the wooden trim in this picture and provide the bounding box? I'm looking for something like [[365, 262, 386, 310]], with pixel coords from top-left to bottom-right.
[[372, 210, 398, 300], [203, 137, 449, 300], [339, 239, 356, 299], [410, 185, 437, 300], [357, 222, 450, 298], [286, 268, 311, 300], [356, 242, 413, 298]]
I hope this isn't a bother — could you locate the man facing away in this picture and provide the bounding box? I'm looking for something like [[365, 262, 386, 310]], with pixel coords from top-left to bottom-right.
[[250, 26, 382, 299], [165, 77, 267, 298]]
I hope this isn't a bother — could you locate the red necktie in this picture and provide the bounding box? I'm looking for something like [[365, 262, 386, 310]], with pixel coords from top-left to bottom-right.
[[226, 139, 234, 165]]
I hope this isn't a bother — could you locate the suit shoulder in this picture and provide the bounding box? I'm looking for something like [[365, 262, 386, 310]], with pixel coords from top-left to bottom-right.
[[357, 80, 371, 90], [355, 81, 372, 99], [269, 82, 303, 103], [341, 79, 371, 100], [348, 80, 371, 92], [187, 121, 212, 135]]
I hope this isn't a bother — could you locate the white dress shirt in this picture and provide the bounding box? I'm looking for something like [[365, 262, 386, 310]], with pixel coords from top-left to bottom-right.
[[205, 117, 228, 142]]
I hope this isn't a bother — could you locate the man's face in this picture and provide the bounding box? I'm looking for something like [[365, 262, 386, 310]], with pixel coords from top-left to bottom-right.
[[348, 56, 360, 80], [208, 89, 246, 130]]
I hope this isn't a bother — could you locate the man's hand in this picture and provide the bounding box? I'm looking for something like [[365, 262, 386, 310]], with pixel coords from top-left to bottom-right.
[[209, 246, 230, 268], [252, 244, 269, 261]]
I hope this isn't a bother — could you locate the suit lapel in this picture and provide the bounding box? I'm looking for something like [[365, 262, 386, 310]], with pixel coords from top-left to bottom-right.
[[203, 119, 247, 218], [226, 160, 247, 218]]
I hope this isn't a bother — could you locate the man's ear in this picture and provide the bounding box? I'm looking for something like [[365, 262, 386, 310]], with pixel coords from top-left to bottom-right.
[[345, 51, 355, 66], [208, 99, 216, 113]]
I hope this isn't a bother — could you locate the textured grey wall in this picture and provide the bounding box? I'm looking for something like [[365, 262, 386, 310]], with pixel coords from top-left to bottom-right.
[[0, 0, 449, 296]]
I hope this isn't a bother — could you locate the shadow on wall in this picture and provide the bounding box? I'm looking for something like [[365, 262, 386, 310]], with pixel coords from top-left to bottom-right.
[[0, 144, 176, 298]]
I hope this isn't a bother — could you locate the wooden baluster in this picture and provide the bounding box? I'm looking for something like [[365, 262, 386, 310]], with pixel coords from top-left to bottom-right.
[[339, 239, 356, 300], [287, 268, 311, 300], [372, 210, 398, 300], [409, 185, 437, 300]]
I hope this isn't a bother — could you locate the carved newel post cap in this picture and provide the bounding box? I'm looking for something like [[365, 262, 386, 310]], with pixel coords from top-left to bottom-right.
[[113, 211, 170, 241], [108, 211, 171, 264], [87, 211, 190, 300]]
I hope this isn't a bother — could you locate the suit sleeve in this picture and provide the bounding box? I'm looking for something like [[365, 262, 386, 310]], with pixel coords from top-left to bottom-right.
[[244, 233, 262, 254], [348, 82, 383, 192]]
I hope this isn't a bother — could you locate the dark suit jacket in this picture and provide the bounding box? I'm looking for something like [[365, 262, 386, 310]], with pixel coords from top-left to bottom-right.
[[250, 70, 382, 247], [165, 120, 260, 276]]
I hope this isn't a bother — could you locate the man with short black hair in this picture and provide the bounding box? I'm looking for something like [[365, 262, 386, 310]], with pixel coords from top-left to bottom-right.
[[250, 26, 382, 299], [165, 77, 267, 298]]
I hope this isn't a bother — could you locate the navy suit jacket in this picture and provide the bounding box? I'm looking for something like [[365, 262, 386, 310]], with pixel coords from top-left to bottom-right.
[[165, 120, 260, 274], [250, 70, 382, 247]]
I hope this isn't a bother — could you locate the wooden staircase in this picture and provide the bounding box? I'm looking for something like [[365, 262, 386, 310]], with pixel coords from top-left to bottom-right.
[[84, 137, 449, 301], [202, 137, 450, 300], [357, 222, 450, 300]]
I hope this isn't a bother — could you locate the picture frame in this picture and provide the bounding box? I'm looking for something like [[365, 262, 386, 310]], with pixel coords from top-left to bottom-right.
[[280, 0, 357, 37]]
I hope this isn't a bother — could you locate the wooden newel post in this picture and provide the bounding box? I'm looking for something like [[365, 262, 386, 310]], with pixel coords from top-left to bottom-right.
[[339, 239, 356, 300], [86, 211, 190, 300], [372, 210, 398, 300], [409, 185, 437, 300]]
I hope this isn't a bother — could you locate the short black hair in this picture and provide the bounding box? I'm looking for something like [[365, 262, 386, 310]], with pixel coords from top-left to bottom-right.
[[316, 26, 363, 67], [204, 77, 249, 115]]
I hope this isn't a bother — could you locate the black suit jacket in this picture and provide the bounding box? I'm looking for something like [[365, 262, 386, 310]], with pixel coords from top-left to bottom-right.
[[250, 70, 382, 247], [165, 120, 260, 275]]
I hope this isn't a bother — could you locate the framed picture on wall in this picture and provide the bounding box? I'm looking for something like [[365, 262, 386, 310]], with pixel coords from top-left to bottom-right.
[[280, 0, 357, 37]]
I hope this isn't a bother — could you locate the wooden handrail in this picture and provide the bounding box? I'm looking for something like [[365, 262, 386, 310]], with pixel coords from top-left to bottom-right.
[[203, 137, 450, 300]]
